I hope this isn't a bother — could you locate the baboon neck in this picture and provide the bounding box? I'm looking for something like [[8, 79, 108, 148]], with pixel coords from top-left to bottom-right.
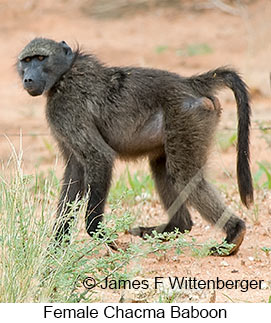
[[47, 51, 109, 101], [73, 51, 105, 74]]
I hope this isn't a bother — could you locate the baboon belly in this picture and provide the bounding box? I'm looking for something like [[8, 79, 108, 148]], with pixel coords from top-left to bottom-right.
[[110, 110, 165, 158]]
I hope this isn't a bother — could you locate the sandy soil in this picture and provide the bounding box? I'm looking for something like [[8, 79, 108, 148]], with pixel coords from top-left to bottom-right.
[[0, 0, 271, 302]]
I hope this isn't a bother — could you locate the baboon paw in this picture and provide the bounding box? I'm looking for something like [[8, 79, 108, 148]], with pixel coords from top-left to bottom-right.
[[108, 240, 130, 252], [209, 244, 233, 257], [129, 226, 157, 239], [227, 226, 246, 255], [210, 226, 246, 256]]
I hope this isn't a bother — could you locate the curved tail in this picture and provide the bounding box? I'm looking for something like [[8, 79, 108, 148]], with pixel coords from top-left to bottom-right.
[[188, 67, 253, 208]]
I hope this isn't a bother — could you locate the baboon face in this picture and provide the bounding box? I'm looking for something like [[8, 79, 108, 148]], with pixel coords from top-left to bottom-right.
[[17, 38, 74, 96]]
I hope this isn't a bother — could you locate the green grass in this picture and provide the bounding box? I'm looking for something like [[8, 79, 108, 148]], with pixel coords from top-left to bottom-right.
[[253, 161, 271, 189], [261, 247, 271, 256], [176, 43, 213, 57], [108, 167, 155, 205], [216, 131, 237, 152], [155, 43, 213, 57], [0, 158, 139, 302], [256, 120, 271, 147], [155, 45, 169, 54], [0, 156, 237, 302]]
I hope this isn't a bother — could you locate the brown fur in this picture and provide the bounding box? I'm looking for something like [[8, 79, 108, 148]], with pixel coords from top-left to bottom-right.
[[17, 38, 253, 255]]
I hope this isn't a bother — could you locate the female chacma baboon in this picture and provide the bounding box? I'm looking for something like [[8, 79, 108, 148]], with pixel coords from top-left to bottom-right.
[[17, 38, 253, 255]]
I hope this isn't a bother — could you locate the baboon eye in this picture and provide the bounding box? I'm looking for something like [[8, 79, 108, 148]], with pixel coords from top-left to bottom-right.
[[24, 57, 31, 63], [37, 55, 45, 61]]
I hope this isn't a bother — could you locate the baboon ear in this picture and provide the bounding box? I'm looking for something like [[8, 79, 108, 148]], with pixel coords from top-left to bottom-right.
[[60, 40, 72, 56]]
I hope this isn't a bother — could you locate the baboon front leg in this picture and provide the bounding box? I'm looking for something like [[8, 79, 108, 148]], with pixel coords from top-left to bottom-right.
[[55, 132, 115, 243], [130, 154, 193, 238], [54, 155, 85, 243], [84, 154, 114, 237]]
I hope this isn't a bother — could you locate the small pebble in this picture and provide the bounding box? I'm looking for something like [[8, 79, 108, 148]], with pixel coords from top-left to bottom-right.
[[221, 260, 229, 267]]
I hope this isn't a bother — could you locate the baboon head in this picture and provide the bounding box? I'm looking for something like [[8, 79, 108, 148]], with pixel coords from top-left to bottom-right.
[[17, 38, 74, 96]]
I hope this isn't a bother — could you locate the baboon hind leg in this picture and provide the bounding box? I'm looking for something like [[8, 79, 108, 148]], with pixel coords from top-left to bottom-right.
[[130, 154, 193, 238], [165, 96, 245, 255], [190, 179, 246, 255], [130, 96, 220, 239]]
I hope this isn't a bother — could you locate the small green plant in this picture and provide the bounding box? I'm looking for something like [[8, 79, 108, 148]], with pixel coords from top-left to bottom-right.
[[142, 229, 234, 258], [155, 45, 169, 54], [30, 169, 60, 196], [127, 168, 154, 197], [42, 138, 56, 156], [108, 172, 129, 202], [256, 120, 271, 147], [248, 203, 260, 225], [158, 289, 179, 303], [109, 167, 155, 205], [253, 161, 271, 189], [261, 247, 271, 256], [176, 43, 213, 57], [207, 240, 236, 256], [216, 131, 237, 152]]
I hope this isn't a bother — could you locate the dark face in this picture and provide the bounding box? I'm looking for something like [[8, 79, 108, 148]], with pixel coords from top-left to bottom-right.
[[17, 40, 74, 96], [19, 55, 48, 96]]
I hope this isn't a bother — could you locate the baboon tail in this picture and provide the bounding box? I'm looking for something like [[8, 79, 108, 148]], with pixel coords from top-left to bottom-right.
[[188, 67, 253, 208]]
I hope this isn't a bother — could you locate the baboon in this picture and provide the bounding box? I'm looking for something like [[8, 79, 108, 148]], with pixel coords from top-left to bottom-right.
[[17, 38, 253, 255]]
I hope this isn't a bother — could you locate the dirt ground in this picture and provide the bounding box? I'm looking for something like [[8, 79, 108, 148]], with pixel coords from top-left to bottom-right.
[[0, 0, 271, 302]]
